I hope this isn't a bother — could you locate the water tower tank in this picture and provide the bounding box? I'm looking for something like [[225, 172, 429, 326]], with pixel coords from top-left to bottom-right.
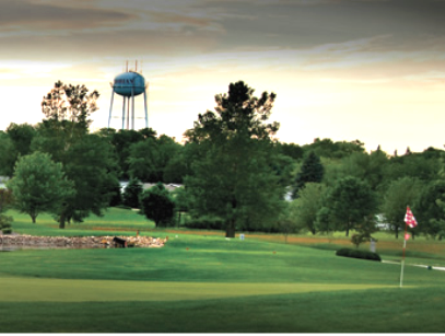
[[113, 71, 145, 97]]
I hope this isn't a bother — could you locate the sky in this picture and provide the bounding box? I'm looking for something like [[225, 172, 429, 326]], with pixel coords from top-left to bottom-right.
[[1, 0, 445, 154]]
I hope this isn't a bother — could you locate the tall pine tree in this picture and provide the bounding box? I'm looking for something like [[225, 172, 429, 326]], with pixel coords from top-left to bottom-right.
[[292, 151, 324, 198]]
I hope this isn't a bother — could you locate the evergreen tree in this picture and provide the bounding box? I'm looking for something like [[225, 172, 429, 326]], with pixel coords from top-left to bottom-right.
[[292, 151, 324, 198]]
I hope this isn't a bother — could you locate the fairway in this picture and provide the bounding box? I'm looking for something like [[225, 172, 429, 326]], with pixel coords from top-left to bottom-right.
[[0, 277, 396, 302], [2, 208, 445, 332]]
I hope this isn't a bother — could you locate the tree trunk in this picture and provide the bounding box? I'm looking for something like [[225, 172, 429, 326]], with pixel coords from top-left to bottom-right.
[[226, 219, 236, 238], [31, 215, 36, 224], [59, 212, 66, 229], [395, 227, 399, 239]]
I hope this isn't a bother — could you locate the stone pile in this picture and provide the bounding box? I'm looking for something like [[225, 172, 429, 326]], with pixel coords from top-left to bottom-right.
[[0, 234, 167, 248]]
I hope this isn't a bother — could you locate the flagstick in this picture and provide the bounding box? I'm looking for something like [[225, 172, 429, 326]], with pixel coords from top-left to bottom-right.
[[399, 223, 408, 288]]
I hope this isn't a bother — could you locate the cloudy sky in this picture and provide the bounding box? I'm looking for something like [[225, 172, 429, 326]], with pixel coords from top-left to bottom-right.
[[1, 0, 445, 153]]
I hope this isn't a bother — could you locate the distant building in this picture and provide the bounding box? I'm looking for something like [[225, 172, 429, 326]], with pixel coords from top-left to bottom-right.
[[0, 176, 8, 189], [120, 181, 182, 193]]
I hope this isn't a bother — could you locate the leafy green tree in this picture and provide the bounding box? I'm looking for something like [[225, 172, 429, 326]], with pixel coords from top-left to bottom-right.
[[163, 142, 199, 184], [31, 83, 118, 228], [384, 154, 440, 186], [6, 123, 36, 157], [325, 176, 377, 237], [140, 183, 175, 227], [303, 138, 365, 159], [128, 135, 181, 182], [184, 81, 285, 237], [351, 215, 378, 248], [276, 202, 301, 243], [381, 176, 422, 238], [292, 151, 324, 198], [122, 178, 143, 209], [290, 182, 325, 234], [0, 189, 13, 233], [276, 142, 304, 161], [0, 132, 16, 177], [315, 206, 335, 239], [111, 129, 155, 179], [342, 149, 389, 194], [414, 180, 445, 239], [172, 186, 189, 226], [7, 152, 74, 223], [108, 182, 122, 207]]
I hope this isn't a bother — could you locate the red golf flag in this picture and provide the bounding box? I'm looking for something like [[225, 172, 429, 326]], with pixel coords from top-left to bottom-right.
[[404, 206, 418, 228]]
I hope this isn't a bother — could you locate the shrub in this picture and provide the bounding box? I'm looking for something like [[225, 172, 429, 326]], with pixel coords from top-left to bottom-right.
[[336, 248, 381, 262], [122, 178, 143, 209], [140, 183, 175, 227]]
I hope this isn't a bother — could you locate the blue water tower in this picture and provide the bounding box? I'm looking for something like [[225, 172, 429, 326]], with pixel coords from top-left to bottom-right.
[[108, 61, 148, 130]]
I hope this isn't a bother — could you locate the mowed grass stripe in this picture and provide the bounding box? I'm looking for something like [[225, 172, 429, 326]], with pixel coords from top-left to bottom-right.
[[0, 277, 396, 302]]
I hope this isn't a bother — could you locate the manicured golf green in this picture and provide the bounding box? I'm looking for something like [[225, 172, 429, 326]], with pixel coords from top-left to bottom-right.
[[1, 207, 445, 332], [0, 277, 395, 302]]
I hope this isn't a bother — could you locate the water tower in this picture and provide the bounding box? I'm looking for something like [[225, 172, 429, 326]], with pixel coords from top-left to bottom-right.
[[108, 61, 148, 130]]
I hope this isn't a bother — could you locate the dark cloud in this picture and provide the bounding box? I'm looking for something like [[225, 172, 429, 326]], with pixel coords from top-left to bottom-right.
[[190, 0, 445, 52], [1, 0, 444, 65], [0, 0, 135, 31]]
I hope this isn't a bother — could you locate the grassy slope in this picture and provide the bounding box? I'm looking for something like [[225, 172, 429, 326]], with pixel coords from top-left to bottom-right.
[[1, 208, 445, 332]]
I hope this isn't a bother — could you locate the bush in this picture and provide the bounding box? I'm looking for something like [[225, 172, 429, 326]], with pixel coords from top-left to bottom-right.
[[336, 248, 381, 262], [122, 178, 143, 209], [140, 183, 175, 227]]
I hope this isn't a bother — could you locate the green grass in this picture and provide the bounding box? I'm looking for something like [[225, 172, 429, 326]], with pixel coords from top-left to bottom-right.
[[1, 208, 445, 332]]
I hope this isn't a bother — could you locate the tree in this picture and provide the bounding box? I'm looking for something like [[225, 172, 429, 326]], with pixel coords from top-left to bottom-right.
[[303, 138, 365, 159], [140, 183, 175, 227], [122, 178, 143, 209], [0, 132, 16, 177], [351, 215, 378, 248], [184, 81, 285, 237], [415, 180, 445, 240], [6, 123, 36, 157], [111, 129, 155, 179], [7, 152, 74, 223], [290, 182, 325, 234], [276, 202, 301, 243], [381, 177, 422, 238], [32, 83, 119, 228], [325, 176, 377, 237], [108, 181, 123, 207], [41, 80, 99, 125], [128, 135, 181, 182], [0, 189, 13, 234], [172, 186, 189, 226], [341, 149, 388, 194], [292, 151, 324, 198], [315, 206, 335, 241]]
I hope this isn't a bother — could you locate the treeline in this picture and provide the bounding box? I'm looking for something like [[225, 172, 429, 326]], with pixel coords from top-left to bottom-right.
[[1, 80, 445, 241]]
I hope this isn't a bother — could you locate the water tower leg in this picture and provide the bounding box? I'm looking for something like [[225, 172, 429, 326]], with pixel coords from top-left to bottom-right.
[[143, 88, 148, 128], [122, 97, 126, 130], [131, 90, 135, 130], [108, 91, 115, 129], [126, 96, 130, 130]]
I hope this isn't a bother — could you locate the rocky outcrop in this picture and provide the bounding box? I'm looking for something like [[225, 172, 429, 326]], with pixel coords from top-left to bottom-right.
[[0, 234, 167, 248]]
